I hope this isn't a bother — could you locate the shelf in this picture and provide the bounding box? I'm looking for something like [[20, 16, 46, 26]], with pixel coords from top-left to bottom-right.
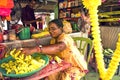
[[60, 17, 81, 21], [59, 6, 81, 10], [58, 0, 82, 20]]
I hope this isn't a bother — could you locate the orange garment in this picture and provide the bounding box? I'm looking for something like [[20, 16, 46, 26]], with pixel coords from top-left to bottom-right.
[[0, 0, 7, 7], [48, 33, 88, 80], [0, 0, 14, 8]]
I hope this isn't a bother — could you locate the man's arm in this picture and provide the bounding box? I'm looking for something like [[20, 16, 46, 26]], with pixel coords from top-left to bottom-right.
[[22, 18, 42, 25], [21, 7, 42, 25]]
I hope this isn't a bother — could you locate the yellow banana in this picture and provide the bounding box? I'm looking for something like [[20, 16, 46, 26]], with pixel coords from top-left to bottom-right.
[[1, 63, 6, 68], [10, 48, 16, 57], [54, 56, 62, 63], [25, 55, 32, 61], [6, 69, 11, 74], [31, 31, 50, 39], [19, 54, 24, 60], [14, 50, 21, 59]]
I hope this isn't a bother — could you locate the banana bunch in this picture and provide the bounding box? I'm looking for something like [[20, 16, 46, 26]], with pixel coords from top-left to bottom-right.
[[1, 49, 45, 74], [31, 31, 50, 39]]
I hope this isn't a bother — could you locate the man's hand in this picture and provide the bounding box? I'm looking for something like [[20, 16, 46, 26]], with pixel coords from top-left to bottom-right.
[[23, 18, 42, 25]]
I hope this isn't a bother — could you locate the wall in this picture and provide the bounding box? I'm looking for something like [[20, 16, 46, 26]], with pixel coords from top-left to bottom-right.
[[100, 26, 120, 50]]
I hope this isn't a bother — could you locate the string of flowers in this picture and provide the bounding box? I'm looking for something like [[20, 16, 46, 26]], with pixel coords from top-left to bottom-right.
[[104, 34, 120, 80], [82, 0, 105, 79], [82, 0, 120, 80]]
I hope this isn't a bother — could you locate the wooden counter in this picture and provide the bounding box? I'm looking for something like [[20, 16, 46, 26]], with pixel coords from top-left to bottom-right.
[[1, 37, 51, 49], [0, 32, 88, 49]]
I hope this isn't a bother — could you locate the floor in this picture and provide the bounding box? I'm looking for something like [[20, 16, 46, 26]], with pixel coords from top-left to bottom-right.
[[81, 65, 120, 80]]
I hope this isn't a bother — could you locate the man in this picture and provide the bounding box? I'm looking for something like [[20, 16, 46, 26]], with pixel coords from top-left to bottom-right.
[[21, 0, 39, 29]]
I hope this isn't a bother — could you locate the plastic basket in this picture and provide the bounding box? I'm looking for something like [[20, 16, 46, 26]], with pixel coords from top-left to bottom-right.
[[0, 53, 49, 78]]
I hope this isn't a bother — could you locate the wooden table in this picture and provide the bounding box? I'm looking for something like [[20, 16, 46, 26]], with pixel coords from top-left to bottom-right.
[[4, 61, 71, 80]]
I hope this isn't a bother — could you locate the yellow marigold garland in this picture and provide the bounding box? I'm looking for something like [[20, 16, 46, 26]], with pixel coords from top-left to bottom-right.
[[82, 0, 101, 9], [82, 0, 120, 80], [104, 34, 120, 80], [82, 0, 105, 79]]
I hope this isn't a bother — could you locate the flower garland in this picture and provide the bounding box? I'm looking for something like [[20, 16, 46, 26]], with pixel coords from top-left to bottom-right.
[[104, 35, 120, 80], [82, 0, 120, 80]]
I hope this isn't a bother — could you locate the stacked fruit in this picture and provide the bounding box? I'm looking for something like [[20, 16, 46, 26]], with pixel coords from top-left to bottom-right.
[[31, 31, 50, 39], [1, 49, 45, 74]]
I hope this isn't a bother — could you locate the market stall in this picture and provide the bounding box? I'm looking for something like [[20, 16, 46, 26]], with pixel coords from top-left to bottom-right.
[[1, 0, 120, 80]]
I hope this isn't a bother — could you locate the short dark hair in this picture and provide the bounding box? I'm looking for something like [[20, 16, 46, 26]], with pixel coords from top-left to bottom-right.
[[49, 19, 63, 28], [28, 0, 36, 2]]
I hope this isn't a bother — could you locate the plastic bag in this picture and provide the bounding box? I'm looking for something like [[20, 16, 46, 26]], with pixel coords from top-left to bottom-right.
[[0, 8, 11, 16]]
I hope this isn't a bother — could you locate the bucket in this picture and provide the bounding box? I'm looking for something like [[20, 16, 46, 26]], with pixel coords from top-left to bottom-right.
[[18, 27, 30, 40]]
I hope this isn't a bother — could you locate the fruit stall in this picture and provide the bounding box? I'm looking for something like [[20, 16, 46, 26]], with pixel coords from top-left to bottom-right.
[[0, 0, 120, 80], [0, 0, 88, 79], [0, 28, 87, 79]]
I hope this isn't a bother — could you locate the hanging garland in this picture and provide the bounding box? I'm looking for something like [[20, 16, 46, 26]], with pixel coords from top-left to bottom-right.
[[82, 0, 120, 80]]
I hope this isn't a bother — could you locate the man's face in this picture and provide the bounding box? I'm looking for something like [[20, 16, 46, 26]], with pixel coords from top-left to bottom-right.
[[30, 0, 36, 8]]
